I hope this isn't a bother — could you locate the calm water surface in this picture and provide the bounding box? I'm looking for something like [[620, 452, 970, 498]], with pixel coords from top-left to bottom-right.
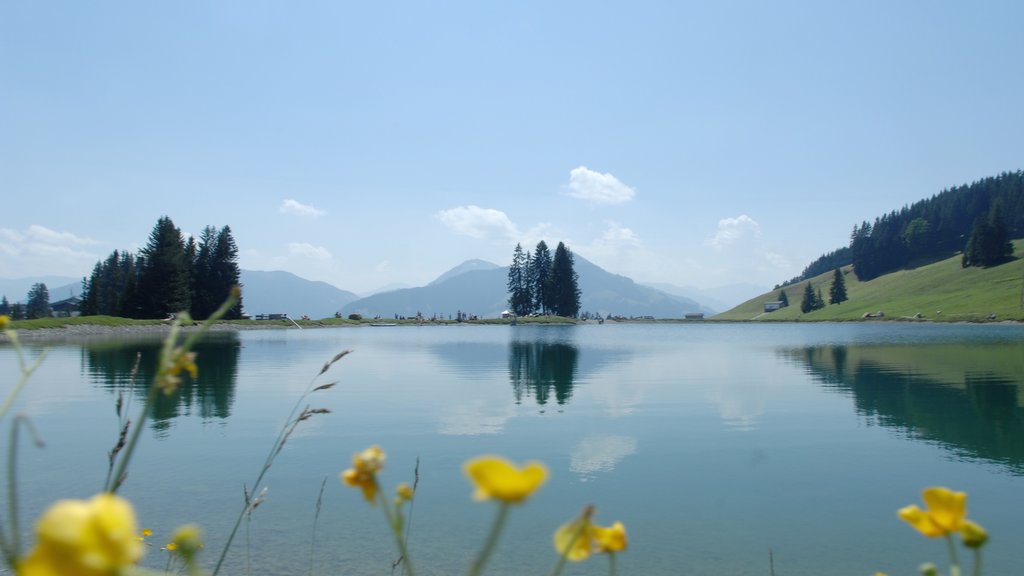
[[3, 323, 1024, 575]]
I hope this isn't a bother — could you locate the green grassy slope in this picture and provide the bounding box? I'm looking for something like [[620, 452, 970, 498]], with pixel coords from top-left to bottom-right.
[[714, 239, 1024, 321]]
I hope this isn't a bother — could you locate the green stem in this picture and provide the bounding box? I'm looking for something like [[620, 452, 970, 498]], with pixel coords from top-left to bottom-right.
[[105, 322, 177, 494], [377, 484, 415, 576], [468, 503, 510, 576], [0, 334, 46, 421], [972, 547, 983, 576], [608, 551, 617, 576], [946, 534, 961, 576]]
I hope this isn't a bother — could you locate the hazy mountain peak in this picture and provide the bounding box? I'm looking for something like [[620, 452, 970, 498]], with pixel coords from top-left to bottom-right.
[[428, 259, 502, 286]]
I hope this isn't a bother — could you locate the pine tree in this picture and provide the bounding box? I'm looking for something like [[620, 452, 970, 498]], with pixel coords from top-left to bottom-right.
[[507, 243, 533, 316], [137, 216, 190, 318], [800, 283, 825, 313], [26, 283, 51, 319], [0, 295, 9, 315], [829, 267, 848, 305], [550, 242, 581, 318], [531, 241, 553, 314], [213, 226, 243, 319], [777, 289, 789, 308], [963, 204, 1014, 267]]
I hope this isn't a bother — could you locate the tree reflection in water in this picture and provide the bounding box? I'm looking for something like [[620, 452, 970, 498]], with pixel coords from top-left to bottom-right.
[[84, 334, 240, 435]]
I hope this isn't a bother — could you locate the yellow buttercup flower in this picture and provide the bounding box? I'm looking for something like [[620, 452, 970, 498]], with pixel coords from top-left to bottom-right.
[[898, 486, 967, 537], [553, 517, 595, 561], [19, 493, 143, 576], [960, 519, 988, 548], [464, 455, 547, 504], [341, 445, 386, 503], [593, 521, 628, 553], [0, 315, 9, 330]]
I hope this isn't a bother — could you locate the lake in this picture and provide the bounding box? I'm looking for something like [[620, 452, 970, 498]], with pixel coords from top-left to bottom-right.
[[3, 323, 1024, 575]]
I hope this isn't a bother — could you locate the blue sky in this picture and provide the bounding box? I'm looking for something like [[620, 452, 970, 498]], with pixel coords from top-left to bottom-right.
[[3, 1, 1022, 295]]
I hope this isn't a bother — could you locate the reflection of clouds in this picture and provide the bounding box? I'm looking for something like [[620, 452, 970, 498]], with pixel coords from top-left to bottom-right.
[[705, 383, 765, 431], [569, 434, 637, 480], [437, 400, 517, 436]]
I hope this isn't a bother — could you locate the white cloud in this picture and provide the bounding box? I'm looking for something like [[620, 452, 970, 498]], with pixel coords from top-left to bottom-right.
[[706, 214, 762, 249], [279, 199, 326, 218], [0, 225, 100, 277], [595, 221, 642, 249], [566, 166, 636, 205], [436, 205, 518, 240], [287, 242, 332, 261]]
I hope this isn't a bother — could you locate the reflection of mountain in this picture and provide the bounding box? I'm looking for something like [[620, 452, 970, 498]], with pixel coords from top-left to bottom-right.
[[509, 340, 579, 405], [85, 334, 241, 431], [785, 344, 1024, 475], [424, 326, 631, 408]]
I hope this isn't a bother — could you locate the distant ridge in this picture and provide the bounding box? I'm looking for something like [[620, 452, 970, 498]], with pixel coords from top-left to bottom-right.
[[428, 259, 501, 286], [240, 270, 358, 319], [341, 256, 716, 319]]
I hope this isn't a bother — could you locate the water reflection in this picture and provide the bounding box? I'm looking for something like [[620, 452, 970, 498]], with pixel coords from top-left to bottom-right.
[[508, 340, 579, 405], [785, 343, 1024, 474], [84, 334, 241, 433]]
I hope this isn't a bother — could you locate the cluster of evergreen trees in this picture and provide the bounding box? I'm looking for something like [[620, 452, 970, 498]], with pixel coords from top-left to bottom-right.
[[507, 241, 582, 318], [961, 204, 1014, 267], [0, 284, 51, 320], [850, 171, 1022, 280], [81, 216, 243, 319], [800, 267, 847, 313]]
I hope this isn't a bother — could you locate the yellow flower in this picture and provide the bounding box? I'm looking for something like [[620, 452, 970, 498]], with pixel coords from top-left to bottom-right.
[[164, 542, 178, 552], [464, 456, 547, 504], [593, 521, 628, 553], [169, 523, 204, 558], [553, 517, 595, 561], [156, 348, 198, 395], [960, 519, 988, 548], [898, 486, 967, 537], [341, 445, 386, 503], [19, 493, 143, 576], [396, 482, 414, 503], [0, 315, 9, 330]]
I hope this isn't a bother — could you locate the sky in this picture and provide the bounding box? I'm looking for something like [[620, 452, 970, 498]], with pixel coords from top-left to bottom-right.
[[2, 1, 1023, 296]]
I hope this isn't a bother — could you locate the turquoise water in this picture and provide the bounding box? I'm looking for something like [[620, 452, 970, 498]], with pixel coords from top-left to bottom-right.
[[3, 323, 1024, 575]]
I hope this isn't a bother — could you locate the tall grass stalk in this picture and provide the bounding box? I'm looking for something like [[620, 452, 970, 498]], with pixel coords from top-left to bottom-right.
[[211, 350, 348, 576]]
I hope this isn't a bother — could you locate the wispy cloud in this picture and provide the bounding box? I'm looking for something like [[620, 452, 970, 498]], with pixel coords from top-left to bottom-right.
[[287, 242, 332, 260], [436, 205, 518, 240], [0, 225, 100, 277], [279, 199, 326, 218], [566, 166, 636, 205]]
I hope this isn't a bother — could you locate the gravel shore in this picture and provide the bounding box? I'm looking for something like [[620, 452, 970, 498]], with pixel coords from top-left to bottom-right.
[[0, 321, 292, 344]]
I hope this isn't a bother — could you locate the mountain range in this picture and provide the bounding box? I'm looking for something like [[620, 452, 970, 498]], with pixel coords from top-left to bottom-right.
[[2, 257, 726, 320], [338, 255, 717, 320]]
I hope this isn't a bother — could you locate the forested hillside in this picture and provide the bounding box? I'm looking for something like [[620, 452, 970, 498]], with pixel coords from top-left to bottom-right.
[[782, 171, 1023, 288]]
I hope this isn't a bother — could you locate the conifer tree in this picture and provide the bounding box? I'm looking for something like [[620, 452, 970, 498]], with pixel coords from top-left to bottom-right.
[[550, 242, 581, 318], [137, 216, 190, 318], [777, 289, 789, 307], [26, 283, 51, 319], [800, 282, 816, 313], [507, 243, 533, 316], [531, 241, 553, 314], [213, 226, 243, 319], [829, 267, 848, 305]]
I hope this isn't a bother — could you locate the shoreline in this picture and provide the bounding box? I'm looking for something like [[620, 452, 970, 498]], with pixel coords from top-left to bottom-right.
[[3, 317, 1021, 345]]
